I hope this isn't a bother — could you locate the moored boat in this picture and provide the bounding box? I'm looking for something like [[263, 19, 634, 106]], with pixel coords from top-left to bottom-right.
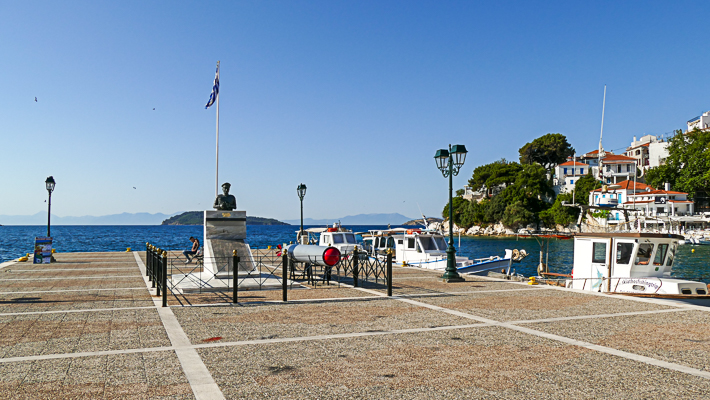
[[559, 232, 710, 302]]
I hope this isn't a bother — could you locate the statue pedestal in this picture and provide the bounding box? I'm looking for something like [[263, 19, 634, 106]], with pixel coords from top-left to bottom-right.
[[203, 210, 252, 277]]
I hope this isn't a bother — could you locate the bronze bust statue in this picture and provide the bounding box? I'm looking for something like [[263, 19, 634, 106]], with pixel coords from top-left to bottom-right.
[[214, 182, 237, 210]]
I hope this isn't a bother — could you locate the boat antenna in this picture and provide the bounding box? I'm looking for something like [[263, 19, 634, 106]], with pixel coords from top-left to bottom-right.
[[597, 85, 607, 180], [416, 202, 429, 230]]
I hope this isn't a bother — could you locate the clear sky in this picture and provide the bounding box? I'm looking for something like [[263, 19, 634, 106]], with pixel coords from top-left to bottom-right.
[[2, 1, 709, 221]]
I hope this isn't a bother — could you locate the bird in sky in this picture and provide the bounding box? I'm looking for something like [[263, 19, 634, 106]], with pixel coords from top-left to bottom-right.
[[133, 187, 136, 189], [152, 108, 155, 110], [34, 97, 37, 102]]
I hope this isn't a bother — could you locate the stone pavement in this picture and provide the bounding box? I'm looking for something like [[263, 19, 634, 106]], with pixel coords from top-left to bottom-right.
[[1, 251, 710, 399]]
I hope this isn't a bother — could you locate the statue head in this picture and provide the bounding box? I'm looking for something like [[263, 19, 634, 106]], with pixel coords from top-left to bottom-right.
[[221, 182, 231, 195]]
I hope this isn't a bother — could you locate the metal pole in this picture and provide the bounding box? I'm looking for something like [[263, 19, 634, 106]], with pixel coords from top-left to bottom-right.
[[215, 61, 220, 197], [442, 149, 464, 282], [282, 254, 288, 302], [47, 191, 51, 237], [387, 249, 393, 297], [162, 251, 168, 307], [238, 250, 239, 304], [352, 245, 359, 287], [300, 198, 304, 244], [156, 249, 161, 297]]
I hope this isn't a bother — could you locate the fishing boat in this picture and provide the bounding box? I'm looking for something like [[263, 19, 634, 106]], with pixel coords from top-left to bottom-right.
[[559, 232, 710, 301], [362, 228, 527, 274], [296, 223, 358, 254]]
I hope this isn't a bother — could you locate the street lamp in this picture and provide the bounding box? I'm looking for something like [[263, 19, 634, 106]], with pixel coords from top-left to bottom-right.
[[45, 176, 56, 237], [435, 144, 467, 282], [297, 183, 307, 244]]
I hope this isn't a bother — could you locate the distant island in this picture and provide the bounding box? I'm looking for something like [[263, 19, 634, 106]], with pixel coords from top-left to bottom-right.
[[161, 211, 289, 226], [402, 217, 443, 226]]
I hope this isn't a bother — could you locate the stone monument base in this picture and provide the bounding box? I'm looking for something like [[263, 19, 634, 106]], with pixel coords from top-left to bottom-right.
[[203, 210, 254, 277]]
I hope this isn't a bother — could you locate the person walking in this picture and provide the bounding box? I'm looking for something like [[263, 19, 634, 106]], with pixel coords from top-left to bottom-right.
[[183, 237, 200, 263]]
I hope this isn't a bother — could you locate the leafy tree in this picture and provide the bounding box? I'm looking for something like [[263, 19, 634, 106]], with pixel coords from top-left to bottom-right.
[[539, 192, 579, 227], [468, 159, 522, 194], [646, 129, 710, 206], [442, 196, 469, 227], [519, 133, 575, 175], [572, 173, 602, 206], [502, 201, 535, 230]]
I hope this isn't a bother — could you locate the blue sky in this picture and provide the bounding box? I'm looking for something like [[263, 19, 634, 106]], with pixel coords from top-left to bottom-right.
[[1, 1, 708, 221]]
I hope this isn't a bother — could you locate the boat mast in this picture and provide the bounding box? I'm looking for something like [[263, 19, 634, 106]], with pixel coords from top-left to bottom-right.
[[598, 85, 607, 180]]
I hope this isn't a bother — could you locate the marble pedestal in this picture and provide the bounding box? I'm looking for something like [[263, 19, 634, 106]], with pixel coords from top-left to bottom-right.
[[203, 210, 253, 277]]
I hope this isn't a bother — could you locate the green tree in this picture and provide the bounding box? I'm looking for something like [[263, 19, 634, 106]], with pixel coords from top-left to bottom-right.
[[572, 173, 602, 206], [519, 133, 575, 176], [468, 159, 522, 193], [539, 192, 579, 228], [645, 129, 710, 206], [442, 196, 469, 227], [502, 201, 535, 230]]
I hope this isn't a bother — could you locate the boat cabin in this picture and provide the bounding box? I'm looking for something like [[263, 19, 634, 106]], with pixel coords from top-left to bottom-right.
[[569, 233, 707, 295]]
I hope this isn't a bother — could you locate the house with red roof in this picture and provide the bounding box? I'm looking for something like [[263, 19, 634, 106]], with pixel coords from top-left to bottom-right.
[[588, 181, 694, 224], [599, 154, 638, 185], [553, 160, 589, 193]]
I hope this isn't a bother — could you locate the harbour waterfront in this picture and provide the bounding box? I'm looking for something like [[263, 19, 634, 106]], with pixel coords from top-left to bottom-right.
[[2, 225, 708, 283]]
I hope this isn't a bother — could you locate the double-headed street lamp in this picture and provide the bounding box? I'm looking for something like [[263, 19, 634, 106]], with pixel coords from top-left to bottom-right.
[[434, 144, 468, 282], [45, 176, 56, 237], [297, 183, 307, 244]]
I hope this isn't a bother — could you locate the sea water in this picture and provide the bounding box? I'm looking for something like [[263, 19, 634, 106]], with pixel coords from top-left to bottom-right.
[[1, 225, 708, 283]]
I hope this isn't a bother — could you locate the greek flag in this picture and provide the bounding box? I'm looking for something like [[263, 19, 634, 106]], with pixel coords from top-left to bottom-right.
[[205, 62, 219, 109]]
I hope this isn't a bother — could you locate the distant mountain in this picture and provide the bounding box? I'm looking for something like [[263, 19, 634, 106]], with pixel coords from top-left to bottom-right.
[[161, 211, 289, 226], [0, 212, 178, 225], [283, 213, 413, 226]]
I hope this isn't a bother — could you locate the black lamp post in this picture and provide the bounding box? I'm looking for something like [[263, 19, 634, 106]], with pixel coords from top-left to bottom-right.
[[434, 144, 467, 282], [297, 183, 307, 244], [45, 176, 56, 237]]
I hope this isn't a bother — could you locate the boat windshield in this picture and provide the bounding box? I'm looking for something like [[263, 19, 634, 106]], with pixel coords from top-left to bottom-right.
[[665, 244, 677, 266], [344, 233, 356, 244], [653, 243, 669, 266], [434, 236, 447, 250], [635, 244, 654, 265], [332, 234, 344, 244], [616, 242, 634, 265], [418, 237, 436, 251]]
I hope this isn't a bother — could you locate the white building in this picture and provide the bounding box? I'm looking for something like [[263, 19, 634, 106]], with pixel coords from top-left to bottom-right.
[[599, 154, 637, 185], [624, 134, 669, 170], [553, 160, 588, 193], [687, 111, 710, 131]]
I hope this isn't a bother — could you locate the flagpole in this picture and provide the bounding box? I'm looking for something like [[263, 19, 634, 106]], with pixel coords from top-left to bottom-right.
[[215, 61, 220, 197]]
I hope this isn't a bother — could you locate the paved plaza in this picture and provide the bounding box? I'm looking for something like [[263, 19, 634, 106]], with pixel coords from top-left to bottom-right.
[[1, 251, 710, 399]]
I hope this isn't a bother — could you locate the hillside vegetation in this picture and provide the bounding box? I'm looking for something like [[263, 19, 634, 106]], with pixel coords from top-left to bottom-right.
[[161, 211, 289, 226]]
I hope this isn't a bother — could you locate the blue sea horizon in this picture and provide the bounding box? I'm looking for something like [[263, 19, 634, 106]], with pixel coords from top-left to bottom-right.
[[1, 225, 708, 283]]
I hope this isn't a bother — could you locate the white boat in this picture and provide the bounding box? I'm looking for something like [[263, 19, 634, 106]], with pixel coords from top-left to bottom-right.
[[362, 228, 525, 274], [296, 223, 358, 254], [565, 233, 709, 298]]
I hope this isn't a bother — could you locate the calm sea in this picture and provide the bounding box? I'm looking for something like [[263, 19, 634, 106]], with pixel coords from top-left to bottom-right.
[[1, 225, 708, 282]]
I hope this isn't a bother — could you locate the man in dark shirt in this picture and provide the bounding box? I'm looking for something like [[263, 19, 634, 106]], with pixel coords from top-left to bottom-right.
[[183, 237, 200, 263]]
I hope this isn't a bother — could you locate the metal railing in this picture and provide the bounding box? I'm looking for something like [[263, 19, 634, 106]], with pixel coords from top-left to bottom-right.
[[145, 243, 168, 307]]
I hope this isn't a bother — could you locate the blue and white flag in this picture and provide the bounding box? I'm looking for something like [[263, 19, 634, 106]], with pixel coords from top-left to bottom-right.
[[205, 62, 219, 109]]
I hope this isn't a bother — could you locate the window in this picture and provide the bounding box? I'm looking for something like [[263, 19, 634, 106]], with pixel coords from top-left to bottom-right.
[[407, 238, 415, 249], [434, 237, 447, 250], [580, 168, 584, 174], [654, 243, 669, 266], [592, 242, 607, 263], [344, 233, 356, 244], [617, 165, 622, 173], [635, 244, 654, 265], [564, 168, 568, 175], [616, 242, 634, 264], [666, 244, 676, 266], [570, 179, 574, 184], [627, 165, 631, 172], [606, 178, 611, 183], [419, 237, 434, 250], [332, 234, 344, 244]]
